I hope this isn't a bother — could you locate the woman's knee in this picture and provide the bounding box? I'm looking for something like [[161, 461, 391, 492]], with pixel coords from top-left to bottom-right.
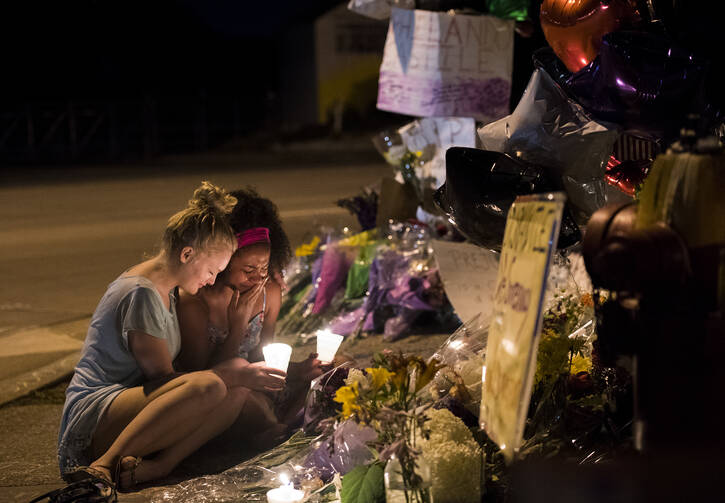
[[185, 370, 227, 406], [222, 386, 250, 413]]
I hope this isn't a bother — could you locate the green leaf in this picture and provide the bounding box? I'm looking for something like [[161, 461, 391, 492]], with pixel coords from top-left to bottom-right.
[[340, 462, 385, 503]]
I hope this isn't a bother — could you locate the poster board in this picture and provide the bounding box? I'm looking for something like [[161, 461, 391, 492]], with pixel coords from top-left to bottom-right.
[[432, 239, 499, 326], [377, 8, 514, 122], [479, 193, 566, 463]]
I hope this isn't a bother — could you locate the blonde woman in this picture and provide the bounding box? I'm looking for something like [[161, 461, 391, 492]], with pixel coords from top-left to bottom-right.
[[57, 181, 284, 490]]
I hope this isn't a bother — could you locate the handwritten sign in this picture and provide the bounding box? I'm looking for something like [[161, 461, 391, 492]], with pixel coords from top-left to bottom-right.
[[479, 193, 565, 463], [377, 8, 514, 122], [398, 117, 477, 187], [432, 240, 499, 326]]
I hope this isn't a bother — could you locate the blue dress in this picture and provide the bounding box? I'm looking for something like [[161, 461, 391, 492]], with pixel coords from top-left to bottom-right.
[[57, 276, 180, 476]]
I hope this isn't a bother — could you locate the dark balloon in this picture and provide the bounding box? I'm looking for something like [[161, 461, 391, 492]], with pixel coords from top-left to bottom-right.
[[564, 30, 708, 141], [532, 46, 573, 86], [435, 147, 581, 251], [540, 0, 641, 72]]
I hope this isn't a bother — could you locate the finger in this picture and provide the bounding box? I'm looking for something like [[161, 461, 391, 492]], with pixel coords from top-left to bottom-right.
[[266, 368, 287, 378]]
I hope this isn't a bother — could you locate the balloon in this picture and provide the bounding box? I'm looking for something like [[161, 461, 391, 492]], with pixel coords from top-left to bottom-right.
[[565, 30, 708, 141], [435, 147, 582, 251], [486, 0, 530, 21], [540, 0, 641, 72], [478, 67, 620, 219], [605, 156, 651, 196]]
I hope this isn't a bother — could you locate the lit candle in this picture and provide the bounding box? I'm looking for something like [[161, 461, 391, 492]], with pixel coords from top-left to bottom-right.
[[266, 474, 305, 503], [315, 329, 344, 364], [263, 343, 292, 375]]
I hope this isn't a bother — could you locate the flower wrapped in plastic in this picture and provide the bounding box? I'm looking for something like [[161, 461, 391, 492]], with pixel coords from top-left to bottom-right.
[[423, 313, 489, 421], [328, 223, 453, 341]]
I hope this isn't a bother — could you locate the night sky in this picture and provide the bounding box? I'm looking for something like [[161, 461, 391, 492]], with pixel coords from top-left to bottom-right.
[[0, 0, 339, 100]]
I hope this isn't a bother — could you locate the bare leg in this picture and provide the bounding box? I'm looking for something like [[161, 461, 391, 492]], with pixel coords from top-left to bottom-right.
[[118, 386, 250, 488], [223, 390, 290, 451], [89, 370, 247, 485]]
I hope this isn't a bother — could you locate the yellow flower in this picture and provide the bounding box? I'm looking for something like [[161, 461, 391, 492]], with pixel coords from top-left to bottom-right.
[[295, 236, 321, 257], [333, 383, 360, 419], [570, 354, 592, 375], [365, 367, 393, 390], [338, 229, 377, 248]]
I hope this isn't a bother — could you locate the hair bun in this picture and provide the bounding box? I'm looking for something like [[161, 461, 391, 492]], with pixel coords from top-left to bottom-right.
[[189, 181, 237, 216]]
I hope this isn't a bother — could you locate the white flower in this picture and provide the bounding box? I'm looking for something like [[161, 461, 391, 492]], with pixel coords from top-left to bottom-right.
[[344, 368, 369, 389], [415, 408, 482, 503]]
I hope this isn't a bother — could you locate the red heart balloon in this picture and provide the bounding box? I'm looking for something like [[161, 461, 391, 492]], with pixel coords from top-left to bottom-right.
[[605, 155, 651, 196], [540, 0, 640, 72]]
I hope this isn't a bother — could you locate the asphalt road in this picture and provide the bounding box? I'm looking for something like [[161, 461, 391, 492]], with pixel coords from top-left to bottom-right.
[[0, 150, 390, 334]]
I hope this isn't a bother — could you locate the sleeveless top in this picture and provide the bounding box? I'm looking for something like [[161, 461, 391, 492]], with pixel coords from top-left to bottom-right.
[[58, 276, 180, 475], [207, 288, 266, 360]]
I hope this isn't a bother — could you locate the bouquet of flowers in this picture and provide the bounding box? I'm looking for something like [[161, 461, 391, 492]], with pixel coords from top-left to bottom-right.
[[329, 351, 443, 503]]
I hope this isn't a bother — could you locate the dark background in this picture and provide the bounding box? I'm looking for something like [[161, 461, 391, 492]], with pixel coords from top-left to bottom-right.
[[0, 0, 547, 164]]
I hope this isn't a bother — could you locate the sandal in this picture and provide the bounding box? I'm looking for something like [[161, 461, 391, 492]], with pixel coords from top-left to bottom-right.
[[29, 477, 116, 503], [62, 465, 113, 485]]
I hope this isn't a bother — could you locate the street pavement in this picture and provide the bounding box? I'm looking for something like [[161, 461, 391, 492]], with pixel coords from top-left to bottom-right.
[[0, 135, 410, 501]]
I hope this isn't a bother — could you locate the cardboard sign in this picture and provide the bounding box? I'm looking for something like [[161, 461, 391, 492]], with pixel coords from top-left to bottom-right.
[[479, 193, 566, 463], [377, 8, 514, 122], [432, 239, 499, 326]]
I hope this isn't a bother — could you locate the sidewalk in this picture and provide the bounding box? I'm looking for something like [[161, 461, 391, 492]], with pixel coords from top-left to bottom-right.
[[0, 315, 449, 502]]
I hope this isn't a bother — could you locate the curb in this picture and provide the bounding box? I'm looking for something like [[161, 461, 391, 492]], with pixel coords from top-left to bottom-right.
[[0, 351, 79, 407]]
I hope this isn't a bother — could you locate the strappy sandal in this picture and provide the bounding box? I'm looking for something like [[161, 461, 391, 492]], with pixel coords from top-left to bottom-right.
[[62, 465, 113, 485], [34, 474, 116, 502]]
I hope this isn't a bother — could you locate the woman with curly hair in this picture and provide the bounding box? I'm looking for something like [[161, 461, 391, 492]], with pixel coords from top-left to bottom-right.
[[177, 188, 323, 438]]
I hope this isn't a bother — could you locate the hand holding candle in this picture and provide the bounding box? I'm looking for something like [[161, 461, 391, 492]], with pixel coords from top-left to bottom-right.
[[262, 343, 292, 376], [315, 329, 344, 364]]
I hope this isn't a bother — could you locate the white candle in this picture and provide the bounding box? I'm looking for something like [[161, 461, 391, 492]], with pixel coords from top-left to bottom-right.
[[263, 343, 292, 374], [266, 485, 304, 503], [316, 329, 344, 364], [266, 474, 305, 503]]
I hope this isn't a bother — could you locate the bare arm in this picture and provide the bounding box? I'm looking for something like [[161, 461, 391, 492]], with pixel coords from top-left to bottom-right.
[[176, 294, 215, 372], [127, 330, 177, 381]]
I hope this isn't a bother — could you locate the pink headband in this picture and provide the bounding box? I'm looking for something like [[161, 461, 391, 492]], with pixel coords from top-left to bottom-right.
[[236, 227, 270, 249]]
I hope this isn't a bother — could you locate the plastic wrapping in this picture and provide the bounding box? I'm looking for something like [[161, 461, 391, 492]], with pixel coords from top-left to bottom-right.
[[478, 68, 620, 219], [327, 223, 452, 341], [425, 313, 489, 418], [303, 420, 377, 482], [148, 432, 325, 503], [347, 0, 414, 20], [304, 363, 353, 434], [312, 245, 356, 315], [398, 117, 478, 191], [435, 147, 582, 251]]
